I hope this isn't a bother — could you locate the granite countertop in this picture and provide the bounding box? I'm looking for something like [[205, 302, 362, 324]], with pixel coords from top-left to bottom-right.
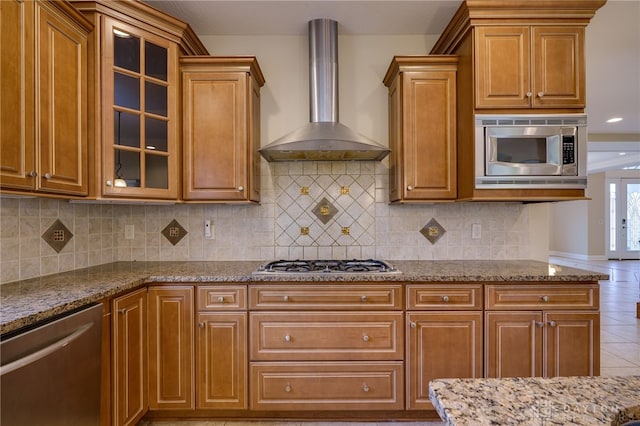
[[0, 260, 608, 335], [429, 376, 640, 426]]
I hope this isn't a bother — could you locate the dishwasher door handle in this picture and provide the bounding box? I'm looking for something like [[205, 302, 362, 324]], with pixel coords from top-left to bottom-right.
[[0, 322, 95, 377]]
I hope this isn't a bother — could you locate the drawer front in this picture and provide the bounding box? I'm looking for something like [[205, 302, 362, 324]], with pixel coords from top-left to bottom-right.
[[249, 284, 402, 310], [407, 285, 482, 310], [197, 285, 247, 311], [250, 312, 404, 361], [485, 284, 599, 310], [250, 362, 404, 411]]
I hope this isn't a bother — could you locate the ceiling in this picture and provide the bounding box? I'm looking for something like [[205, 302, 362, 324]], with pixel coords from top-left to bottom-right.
[[145, 0, 640, 173]]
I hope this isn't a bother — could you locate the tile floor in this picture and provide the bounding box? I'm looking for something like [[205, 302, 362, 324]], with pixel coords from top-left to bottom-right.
[[140, 257, 640, 426]]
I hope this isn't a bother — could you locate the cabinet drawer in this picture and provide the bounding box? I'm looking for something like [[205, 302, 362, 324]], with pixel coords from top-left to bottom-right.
[[250, 362, 404, 411], [250, 312, 403, 361], [249, 284, 402, 310], [485, 284, 598, 310], [197, 285, 246, 310], [407, 285, 482, 310]]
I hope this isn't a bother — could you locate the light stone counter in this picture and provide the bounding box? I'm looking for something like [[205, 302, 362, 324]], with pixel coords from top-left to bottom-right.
[[0, 260, 608, 335], [429, 376, 640, 426]]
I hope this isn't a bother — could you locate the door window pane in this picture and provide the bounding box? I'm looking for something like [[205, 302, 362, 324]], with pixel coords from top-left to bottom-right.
[[145, 118, 168, 152], [145, 154, 168, 189], [610, 183, 616, 251], [626, 183, 640, 251], [114, 111, 140, 148], [115, 149, 140, 187], [113, 31, 140, 72], [145, 42, 167, 81], [114, 73, 140, 110], [145, 81, 167, 116]]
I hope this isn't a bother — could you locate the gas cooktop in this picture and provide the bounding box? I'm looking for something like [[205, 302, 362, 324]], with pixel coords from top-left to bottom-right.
[[254, 259, 400, 275]]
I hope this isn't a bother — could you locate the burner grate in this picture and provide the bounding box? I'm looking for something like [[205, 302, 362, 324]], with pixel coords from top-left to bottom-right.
[[256, 259, 398, 274]]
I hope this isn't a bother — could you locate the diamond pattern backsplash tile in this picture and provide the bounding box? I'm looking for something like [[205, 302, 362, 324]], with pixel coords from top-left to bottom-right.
[[420, 218, 446, 245], [274, 163, 376, 250], [161, 219, 188, 246], [42, 219, 73, 253]]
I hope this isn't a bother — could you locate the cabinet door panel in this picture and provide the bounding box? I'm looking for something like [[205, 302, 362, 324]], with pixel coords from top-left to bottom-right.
[[148, 286, 194, 410], [485, 311, 542, 378], [406, 312, 482, 410], [475, 26, 531, 108], [532, 26, 584, 108], [545, 311, 599, 377], [197, 312, 247, 409], [37, 4, 88, 194]]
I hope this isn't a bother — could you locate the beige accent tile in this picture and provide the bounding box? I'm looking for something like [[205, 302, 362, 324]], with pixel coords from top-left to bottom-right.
[[0, 261, 19, 283]]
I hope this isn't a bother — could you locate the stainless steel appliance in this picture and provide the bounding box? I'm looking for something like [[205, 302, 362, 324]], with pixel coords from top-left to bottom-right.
[[255, 259, 399, 274], [1, 304, 102, 425], [475, 114, 587, 189]]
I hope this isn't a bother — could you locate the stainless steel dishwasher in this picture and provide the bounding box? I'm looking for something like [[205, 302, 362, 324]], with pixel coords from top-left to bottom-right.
[[1, 303, 102, 425]]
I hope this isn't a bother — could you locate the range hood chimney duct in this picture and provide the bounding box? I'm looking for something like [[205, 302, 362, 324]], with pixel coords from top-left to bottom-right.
[[258, 19, 390, 162]]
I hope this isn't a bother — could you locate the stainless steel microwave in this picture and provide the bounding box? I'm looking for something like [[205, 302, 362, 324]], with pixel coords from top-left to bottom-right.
[[474, 114, 588, 189]]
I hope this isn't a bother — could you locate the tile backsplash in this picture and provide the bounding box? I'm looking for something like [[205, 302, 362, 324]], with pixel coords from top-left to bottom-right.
[[0, 161, 531, 284]]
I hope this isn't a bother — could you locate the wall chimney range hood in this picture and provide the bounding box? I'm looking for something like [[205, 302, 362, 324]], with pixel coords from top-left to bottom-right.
[[258, 19, 390, 162]]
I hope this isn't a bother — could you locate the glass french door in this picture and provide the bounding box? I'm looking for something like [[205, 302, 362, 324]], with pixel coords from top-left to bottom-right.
[[606, 178, 640, 259]]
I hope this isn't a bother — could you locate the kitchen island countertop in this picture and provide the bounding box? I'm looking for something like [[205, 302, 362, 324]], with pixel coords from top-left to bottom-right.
[[0, 260, 608, 335], [429, 375, 640, 426]]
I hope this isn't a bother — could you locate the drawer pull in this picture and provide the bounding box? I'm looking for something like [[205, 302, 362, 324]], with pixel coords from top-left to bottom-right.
[[548, 321, 557, 327], [284, 384, 292, 393], [410, 321, 417, 328], [362, 384, 369, 393], [361, 295, 367, 302], [284, 334, 291, 342], [541, 295, 549, 302], [362, 335, 370, 342], [535, 321, 544, 328], [442, 295, 449, 302], [283, 295, 289, 302], [217, 296, 224, 303]]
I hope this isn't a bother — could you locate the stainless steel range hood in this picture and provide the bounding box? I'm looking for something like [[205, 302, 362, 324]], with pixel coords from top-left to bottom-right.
[[258, 19, 390, 162]]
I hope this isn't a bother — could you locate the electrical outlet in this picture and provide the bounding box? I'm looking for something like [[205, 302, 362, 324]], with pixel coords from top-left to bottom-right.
[[125, 225, 135, 240], [205, 220, 214, 239], [472, 223, 481, 240]]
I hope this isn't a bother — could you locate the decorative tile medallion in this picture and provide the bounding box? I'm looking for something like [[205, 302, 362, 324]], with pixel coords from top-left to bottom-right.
[[340, 186, 350, 195], [300, 227, 310, 236], [312, 197, 338, 224], [42, 219, 73, 253], [341, 227, 350, 236], [300, 186, 309, 195], [161, 219, 188, 246], [420, 218, 446, 245]]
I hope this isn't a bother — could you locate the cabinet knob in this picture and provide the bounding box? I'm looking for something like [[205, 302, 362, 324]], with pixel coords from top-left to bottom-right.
[[237, 186, 244, 192], [535, 321, 544, 328], [360, 295, 367, 302], [362, 335, 370, 342], [43, 173, 52, 179], [198, 322, 205, 328], [537, 91, 544, 98], [442, 295, 449, 302], [407, 185, 413, 191], [541, 295, 549, 302], [284, 384, 292, 393], [548, 321, 557, 327], [106, 180, 113, 187], [118, 308, 126, 315], [27, 170, 37, 177], [217, 296, 224, 303], [284, 334, 291, 342], [362, 384, 370, 393], [283, 295, 289, 302], [410, 321, 417, 328], [526, 92, 533, 98]]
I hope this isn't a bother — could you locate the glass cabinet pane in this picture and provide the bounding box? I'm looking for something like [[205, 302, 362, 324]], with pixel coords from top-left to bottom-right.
[[145, 154, 168, 189], [115, 149, 141, 187], [114, 73, 140, 109], [145, 41, 167, 81], [114, 111, 140, 148], [113, 30, 140, 72], [145, 118, 168, 152], [145, 81, 167, 116]]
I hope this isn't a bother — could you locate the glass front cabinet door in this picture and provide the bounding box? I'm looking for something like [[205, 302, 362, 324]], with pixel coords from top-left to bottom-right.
[[102, 18, 179, 199]]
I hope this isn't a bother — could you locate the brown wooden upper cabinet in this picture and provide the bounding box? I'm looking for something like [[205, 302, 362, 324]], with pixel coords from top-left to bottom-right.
[[69, 0, 208, 201], [383, 56, 457, 202], [181, 57, 265, 203], [475, 26, 585, 110], [1, 0, 92, 196]]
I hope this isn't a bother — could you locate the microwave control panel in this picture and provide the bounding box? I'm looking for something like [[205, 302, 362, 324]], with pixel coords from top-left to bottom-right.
[[562, 135, 576, 165]]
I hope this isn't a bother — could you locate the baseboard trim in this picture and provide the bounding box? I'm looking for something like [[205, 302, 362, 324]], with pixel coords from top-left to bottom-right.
[[549, 251, 607, 261]]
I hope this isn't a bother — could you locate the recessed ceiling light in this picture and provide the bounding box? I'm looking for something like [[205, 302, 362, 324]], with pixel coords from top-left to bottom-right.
[[619, 152, 627, 156], [606, 117, 623, 123]]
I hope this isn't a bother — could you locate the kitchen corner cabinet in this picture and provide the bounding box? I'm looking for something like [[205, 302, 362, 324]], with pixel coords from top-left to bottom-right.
[[475, 26, 585, 110], [148, 286, 194, 410], [484, 284, 600, 378], [112, 287, 148, 426], [181, 57, 265, 203], [196, 285, 248, 409], [1, 0, 91, 196], [384, 56, 457, 202], [406, 285, 483, 410], [68, 0, 208, 201]]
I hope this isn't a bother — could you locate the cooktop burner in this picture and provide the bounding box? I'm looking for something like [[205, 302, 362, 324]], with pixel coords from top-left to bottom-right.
[[255, 259, 399, 274]]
